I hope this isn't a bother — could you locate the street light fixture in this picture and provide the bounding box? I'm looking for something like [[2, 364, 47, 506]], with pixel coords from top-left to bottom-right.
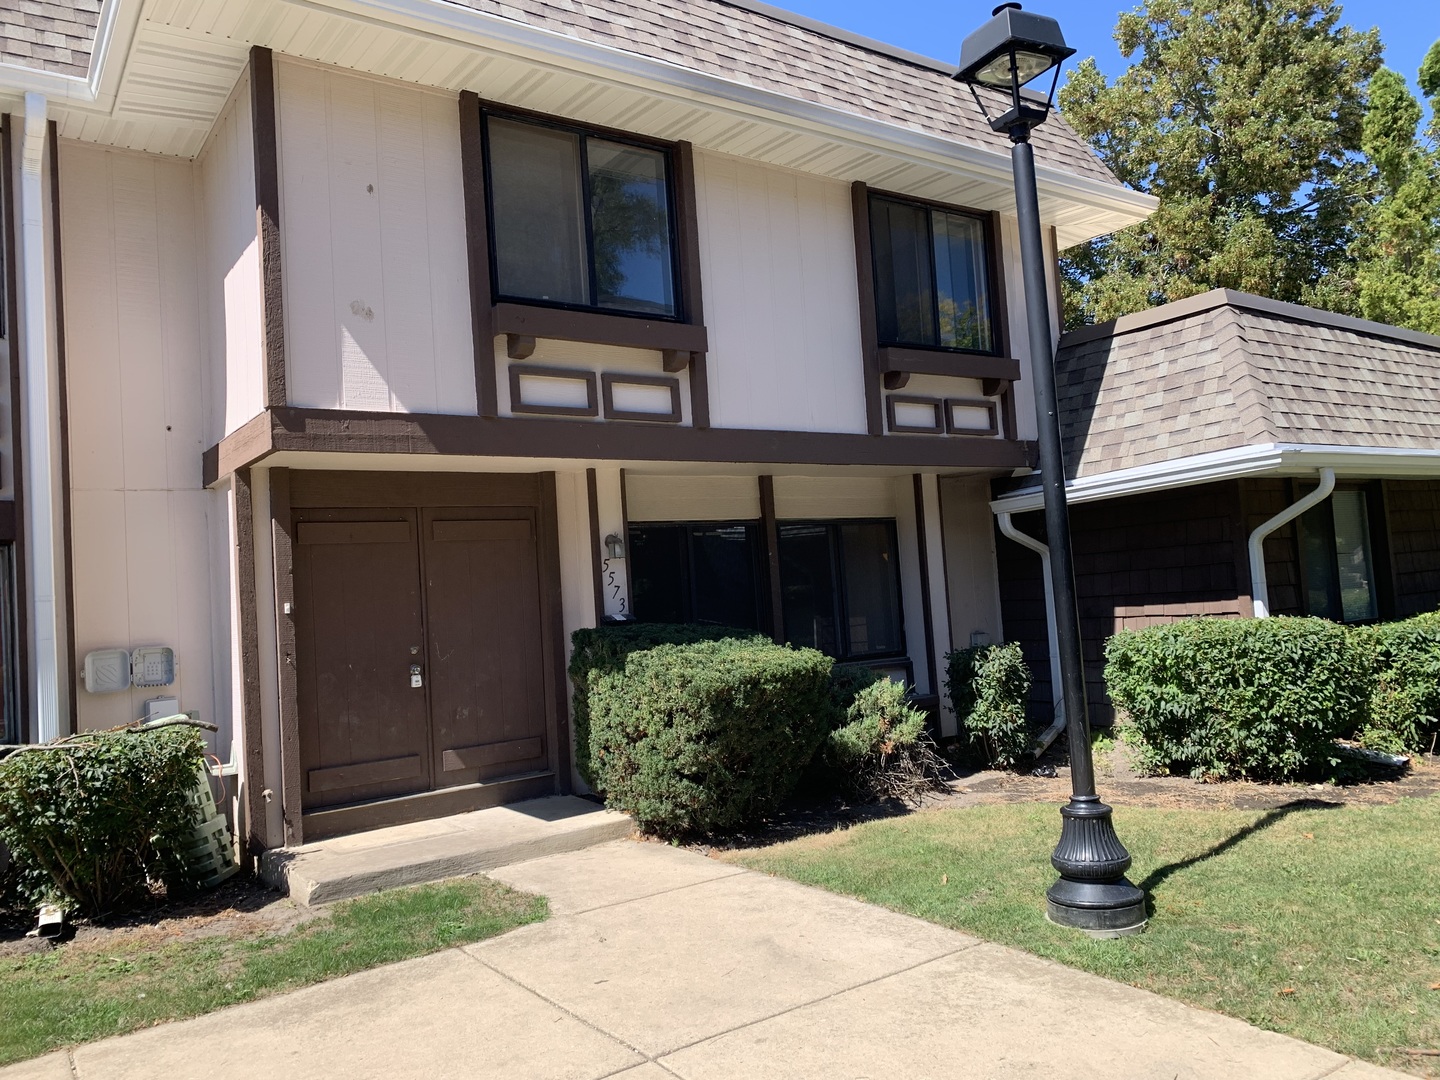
[[956, 3, 1147, 936]]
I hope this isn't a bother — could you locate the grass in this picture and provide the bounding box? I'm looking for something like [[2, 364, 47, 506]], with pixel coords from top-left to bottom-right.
[[729, 796, 1440, 1074], [0, 875, 546, 1067]]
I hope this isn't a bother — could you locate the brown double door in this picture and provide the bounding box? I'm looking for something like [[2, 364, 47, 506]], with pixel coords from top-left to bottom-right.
[[294, 501, 551, 812]]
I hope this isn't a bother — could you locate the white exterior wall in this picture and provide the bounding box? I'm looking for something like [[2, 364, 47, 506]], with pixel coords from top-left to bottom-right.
[[938, 475, 1005, 651], [276, 61, 475, 415], [59, 141, 228, 747], [695, 152, 868, 434], [197, 73, 264, 440]]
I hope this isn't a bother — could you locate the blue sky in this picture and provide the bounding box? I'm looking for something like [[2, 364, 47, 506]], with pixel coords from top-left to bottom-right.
[[773, 0, 1438, 103]]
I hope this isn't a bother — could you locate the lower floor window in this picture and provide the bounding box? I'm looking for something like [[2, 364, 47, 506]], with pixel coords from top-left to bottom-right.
[[1300, 488, 1379, 623], [627, 517, 906, 663]]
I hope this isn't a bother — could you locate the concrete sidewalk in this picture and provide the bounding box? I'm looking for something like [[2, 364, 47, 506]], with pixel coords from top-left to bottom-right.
[[6, 840, 1406, 1080]]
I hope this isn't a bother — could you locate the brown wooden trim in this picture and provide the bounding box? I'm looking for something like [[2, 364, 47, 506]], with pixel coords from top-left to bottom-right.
[[851, 181, 883, 436], [307, 753, 422, 793], [442, 736, 542, 772], [886, 396, 945, 435], [601, 372, 682, 423], [269, 467, 303, 846], [0, 500, 15, 542], [250, 47, 286, 410], [758, 475, 784, 643], [508, 363, 599, 418], [538, 471, 572, 793], [586, 467, 604, 622], [459, 91, 498, 418], [674, 141, 710, 429], [991, 211, 1018, 441], [944, 398, 999, 437], [877, 346, 1021, 383], [233, 468, 267, 854], [493, 303, 707, 355], [47, 121, 75, 735], [1046, 225, 1064, 334], [207, 407, 1037, 477], [300, 771, 555, 841], [2, 115, 28, 743], [289, 469, 541, 509], [913, 474, 938, 701], [203, 410, 275, 487], [618, 467, 632, 617]]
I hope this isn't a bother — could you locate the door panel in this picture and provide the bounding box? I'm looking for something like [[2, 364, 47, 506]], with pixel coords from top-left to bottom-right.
[[295, 510, 431, 810], [422, 509, 549, 787]]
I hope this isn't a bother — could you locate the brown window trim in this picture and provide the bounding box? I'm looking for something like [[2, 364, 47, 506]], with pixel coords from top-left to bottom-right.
[[508, 364, 600, 418], [852, 183, 1017, 438], [944, 398, 1000, 437], [461, 97, 711, 428], [600, 372, 683, 424], [885, 395, 945, 435]]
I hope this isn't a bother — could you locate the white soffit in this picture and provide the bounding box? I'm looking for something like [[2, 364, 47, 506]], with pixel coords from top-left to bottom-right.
[[26, 0, 1152, 244], [989, 443, 1440, 515]]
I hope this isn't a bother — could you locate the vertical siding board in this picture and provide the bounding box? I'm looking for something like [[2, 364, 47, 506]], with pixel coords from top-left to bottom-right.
[[422, 91, 475, 414], [158, 158, 204, 490]]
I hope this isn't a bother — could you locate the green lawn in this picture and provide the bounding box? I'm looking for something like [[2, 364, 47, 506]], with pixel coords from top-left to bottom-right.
[[0, 875, 546, 1067], [729, 796, 1440, 1074]]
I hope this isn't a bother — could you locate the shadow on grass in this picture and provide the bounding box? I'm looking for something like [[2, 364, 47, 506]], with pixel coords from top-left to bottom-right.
[[1136, 798, 1343, 912]]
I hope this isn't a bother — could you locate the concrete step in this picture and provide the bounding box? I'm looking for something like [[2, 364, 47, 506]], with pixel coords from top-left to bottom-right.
[[259, 795, 634, 906]]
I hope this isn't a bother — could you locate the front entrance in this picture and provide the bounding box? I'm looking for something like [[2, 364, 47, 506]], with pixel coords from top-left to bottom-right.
[[284, 471, 568, 838]]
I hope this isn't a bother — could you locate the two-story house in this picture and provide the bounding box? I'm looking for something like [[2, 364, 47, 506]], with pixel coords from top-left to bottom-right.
[[0, 0, 1153, 849]]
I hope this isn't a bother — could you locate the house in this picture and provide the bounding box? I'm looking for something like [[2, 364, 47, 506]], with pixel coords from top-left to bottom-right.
[[990, 288, 1440, 724], [0, 0, 1153, 848]]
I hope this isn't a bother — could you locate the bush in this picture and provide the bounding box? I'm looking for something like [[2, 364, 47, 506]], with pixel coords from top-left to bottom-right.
[[823, 678, 948, 802], [569, 623, 765, 789], [588, 637, 832, 836], [0, 725, 206, 916], [1354, 611, 1440, 754], [1104, 616, 1371, 781], [945, 643, 1032, 769]]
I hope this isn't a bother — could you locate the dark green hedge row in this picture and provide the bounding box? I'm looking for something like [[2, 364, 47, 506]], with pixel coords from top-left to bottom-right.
[[1105, 611, 1440, 781], [587, 635, 833, 835]]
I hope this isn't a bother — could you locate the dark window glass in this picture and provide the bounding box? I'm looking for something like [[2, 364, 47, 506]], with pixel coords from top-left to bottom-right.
[[628, 523, 761, 630], [488, 119, 588, 306], [486, 115, 678, 318], [778, 520, 905, 661], [1300, 489, 1379, 623], [870, 195, 994, 353]]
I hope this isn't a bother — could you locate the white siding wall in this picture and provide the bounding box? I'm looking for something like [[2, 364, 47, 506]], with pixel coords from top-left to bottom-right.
[[695, 152, 868, 434], [197, 73, 264, 441], [277, 61, 475, 415], [939, 475, 1005, 650], [625, 475, 760, 522], [60, 142, 227, 746]]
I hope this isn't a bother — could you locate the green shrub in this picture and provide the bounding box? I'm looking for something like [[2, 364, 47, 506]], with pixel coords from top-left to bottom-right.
[[1354, 611, 1440, 754], [824, 678, 947, 802], [0, 726, 206, 916], [945, 643, 1032, 769], [1104, 616, 1371, 781], [588, 637, 832, 836], [827, 662, 885, 715], [569, 623, 765, 789]]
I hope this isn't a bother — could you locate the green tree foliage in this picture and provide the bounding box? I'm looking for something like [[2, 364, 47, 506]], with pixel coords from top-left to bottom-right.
[[1350, 62, 1440, 333], [1057, 0, 1383, 325]]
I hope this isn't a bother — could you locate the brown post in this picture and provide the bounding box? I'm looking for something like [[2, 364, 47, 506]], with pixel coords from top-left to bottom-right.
[[269, 467, 302, 846]]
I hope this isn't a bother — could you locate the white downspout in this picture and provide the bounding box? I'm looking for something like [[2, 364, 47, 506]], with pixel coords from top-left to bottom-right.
[[1247, 468, 1335, 618], [996, 512, 1066, 754], [18, 93, 62, 742]]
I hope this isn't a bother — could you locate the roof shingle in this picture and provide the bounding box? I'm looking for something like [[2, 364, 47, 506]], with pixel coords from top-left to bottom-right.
[[0, 0, 99, 78]]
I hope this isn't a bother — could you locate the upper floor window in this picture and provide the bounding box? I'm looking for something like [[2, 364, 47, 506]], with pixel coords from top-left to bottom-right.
[[485, 114, 679, 318], [869, 194, 995, 353]]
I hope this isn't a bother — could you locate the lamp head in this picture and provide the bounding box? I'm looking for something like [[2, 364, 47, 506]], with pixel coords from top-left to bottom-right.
[[955, 4, 1074, 138]]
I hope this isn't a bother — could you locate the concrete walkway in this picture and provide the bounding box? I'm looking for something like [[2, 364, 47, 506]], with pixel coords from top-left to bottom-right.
[[6, 840, 1406, 1080]]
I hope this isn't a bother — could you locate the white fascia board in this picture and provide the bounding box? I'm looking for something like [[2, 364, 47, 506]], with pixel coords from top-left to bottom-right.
[[292, 0, 1157, 230], [989, 442, 1440, 515]]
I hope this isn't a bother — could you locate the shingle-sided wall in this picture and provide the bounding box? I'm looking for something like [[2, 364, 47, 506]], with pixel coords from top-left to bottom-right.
[[996, 480, 1250, 724], [1384, 480, 1440, 616]]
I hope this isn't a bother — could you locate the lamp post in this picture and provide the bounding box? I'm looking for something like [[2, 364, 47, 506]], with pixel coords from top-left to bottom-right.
[[956, 3, 1147, 936]]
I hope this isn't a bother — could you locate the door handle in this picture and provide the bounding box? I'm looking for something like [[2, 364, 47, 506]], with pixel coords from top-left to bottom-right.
[[410, 664, 424, 689]]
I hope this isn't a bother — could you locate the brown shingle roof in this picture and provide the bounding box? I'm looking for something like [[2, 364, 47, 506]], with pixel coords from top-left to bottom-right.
[[451, 0, 1119, 185], [0, 0, 100, 78], [1055, 290, 1440, 478]]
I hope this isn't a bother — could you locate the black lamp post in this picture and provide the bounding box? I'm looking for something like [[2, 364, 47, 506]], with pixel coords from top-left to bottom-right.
[[956, 3, 1147, 936]]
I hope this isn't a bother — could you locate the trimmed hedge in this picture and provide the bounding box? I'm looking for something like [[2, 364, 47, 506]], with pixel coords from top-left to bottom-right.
[[1104, 616, 1371, 781], [0, 726, 206, 915], [1354, 611, 1440, 754], [569, 623, 765, 789], [588, 637, 832, 836], [945, 643, 1032, 769]]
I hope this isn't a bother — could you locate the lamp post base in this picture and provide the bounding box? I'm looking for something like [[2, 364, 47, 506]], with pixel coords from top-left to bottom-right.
[[1045, 794, 1148, 937]]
